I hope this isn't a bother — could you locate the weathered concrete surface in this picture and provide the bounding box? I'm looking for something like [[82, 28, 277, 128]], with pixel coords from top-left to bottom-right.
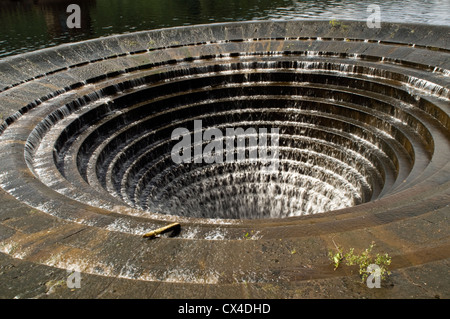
[[0, 20, 449, 298]]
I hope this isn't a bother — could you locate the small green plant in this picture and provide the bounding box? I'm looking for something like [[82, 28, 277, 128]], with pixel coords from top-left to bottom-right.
[[329, 245, 344, 270], [243, 230, 258, 240], [328, 241, 392, 282], [329, 19, 349, 31], [329, 19, 339, 28], [124, 39, 139, 47], [243, 231, 253, 239]]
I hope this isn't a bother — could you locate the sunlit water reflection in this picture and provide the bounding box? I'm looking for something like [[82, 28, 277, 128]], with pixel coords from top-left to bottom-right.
[[0, 0, 449, 58]]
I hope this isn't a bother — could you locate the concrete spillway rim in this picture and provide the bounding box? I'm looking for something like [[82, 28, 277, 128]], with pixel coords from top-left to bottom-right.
[[1, 19, 449, 63]]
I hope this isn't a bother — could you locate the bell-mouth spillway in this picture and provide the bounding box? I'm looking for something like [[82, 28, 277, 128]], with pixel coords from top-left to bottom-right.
[[0, 20, 449, 298]]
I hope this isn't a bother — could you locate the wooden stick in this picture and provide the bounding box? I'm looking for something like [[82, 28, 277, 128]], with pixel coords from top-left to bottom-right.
[[142, 222, 180, 238]]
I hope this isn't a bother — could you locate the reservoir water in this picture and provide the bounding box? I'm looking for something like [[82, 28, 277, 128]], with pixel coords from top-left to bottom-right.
[[1, 0, 449, 58]]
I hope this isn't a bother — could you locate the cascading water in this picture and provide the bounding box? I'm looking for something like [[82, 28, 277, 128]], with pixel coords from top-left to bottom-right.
[[20, 58, 399, 219], [15, 51, 444, 221], [0, 21, 448, 297]]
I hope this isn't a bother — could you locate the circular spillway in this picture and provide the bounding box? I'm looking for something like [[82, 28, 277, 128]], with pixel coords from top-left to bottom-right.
[[0, 21, 448, 297], [16, 52, 439, 220]]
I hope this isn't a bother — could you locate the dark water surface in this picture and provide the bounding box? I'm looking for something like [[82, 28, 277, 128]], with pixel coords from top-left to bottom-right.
[[1, 0, 449, 58]]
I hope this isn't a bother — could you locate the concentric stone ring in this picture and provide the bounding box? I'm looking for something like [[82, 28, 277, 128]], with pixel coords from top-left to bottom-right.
[[0, 20, 448, 298]]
